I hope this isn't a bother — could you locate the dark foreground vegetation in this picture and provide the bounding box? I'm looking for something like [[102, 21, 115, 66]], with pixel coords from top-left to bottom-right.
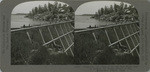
[[74, 24, 140, 64], [92, 2, 139, 23], [11, 22, 75, 65]]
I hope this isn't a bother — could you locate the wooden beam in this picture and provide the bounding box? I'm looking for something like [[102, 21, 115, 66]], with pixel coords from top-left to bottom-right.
[[105, 29, 111, 45], [64, 24, 73, 43], [26, 31, 32, 43], [120, 26, 133, 55], [129, 25, 139, 43], [130, 43, 140, 53], [64, 42, 74, 52], [60, 24, 74, 56], [67, 23, 74, 38], [60, 25, 70, 46], [75, 22, 139, 33], [113, 27, 122, 45], [125, 25, 140, 57], [11, 20, 74, 32], [43, 30, 73, 46], [133, 24, 140, 39], [39, 29, 45, 43], [70, 48, 74, 57], [109, 30, 139, 47], [54, 26, 68, 55], [47, 27, 56, 45], [92, 32, 98, 43]]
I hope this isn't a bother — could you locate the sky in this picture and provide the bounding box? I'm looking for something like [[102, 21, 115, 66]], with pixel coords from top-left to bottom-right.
[[12, 1, 67, 14], [75, 1, 131, 15], [12, 1, 131, 15]]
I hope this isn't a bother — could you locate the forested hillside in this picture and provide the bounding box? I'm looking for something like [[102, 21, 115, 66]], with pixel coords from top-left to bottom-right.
[[93, 2, 139, 23], [26, 1, 74, 22]]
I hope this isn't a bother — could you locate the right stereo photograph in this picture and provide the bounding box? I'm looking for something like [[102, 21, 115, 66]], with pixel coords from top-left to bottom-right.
[[74, 1, 140, 65]]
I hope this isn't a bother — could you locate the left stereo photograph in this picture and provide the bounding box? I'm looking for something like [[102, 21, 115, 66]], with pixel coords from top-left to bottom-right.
[[11, 1, 75, 65]]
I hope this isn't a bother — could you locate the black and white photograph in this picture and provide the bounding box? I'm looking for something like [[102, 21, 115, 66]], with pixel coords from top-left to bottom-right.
[[11, 0, 139, 65], [74, 1, 140, 64], [11, 1, 75, 65], [1, 0, 150, 72]]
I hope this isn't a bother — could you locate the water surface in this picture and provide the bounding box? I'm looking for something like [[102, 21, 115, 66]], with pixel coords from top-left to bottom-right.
[[11, 14, 47, 28], [75, 15, 114, 29], [11, 15, 114, 29]]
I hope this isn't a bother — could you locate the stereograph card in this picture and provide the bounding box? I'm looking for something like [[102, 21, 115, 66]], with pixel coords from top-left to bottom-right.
[[0, 0, 150, 72]]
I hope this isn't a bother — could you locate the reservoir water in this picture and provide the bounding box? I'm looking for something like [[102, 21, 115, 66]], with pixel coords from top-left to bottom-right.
[[75, 15, 114, 29], [11, 15, 114, 29], [11, 14, 47, 28]]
